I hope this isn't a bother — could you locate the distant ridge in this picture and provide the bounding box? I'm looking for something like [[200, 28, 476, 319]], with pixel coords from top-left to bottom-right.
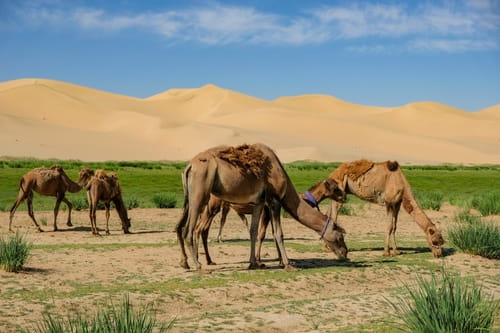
[[1, 78, 499, 164]]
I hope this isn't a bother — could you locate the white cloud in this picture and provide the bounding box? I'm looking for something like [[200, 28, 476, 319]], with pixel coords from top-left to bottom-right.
[[7, 1, 500, 52]]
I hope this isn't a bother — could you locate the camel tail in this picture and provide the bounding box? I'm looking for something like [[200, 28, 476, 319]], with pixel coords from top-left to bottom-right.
[[175, 164, 191, 235]]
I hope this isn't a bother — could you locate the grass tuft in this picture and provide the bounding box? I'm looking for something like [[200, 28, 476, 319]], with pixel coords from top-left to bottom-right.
[[28, 294, 174, 333], [0, 231, 32, 272], [471, 191, 500, 216], [448, 212, 500, 259], [389, 268, 497, 333], [152, 193, 177, 209]]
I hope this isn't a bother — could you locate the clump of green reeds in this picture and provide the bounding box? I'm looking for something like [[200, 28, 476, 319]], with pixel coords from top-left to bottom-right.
[[448, 211, 500, 259], [0, 231, 32, 272], [415, 191, 444, 211], [389, 269, 497, 333], [471, 191, 500, 216], [152, 193, 177, 208], [29, 294, 173, 333]]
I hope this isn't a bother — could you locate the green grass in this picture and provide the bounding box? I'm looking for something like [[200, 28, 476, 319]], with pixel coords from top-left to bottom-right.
[[448, 212, 500, 259], [471, 191, 500, 216], [0, 231, 32, 272], [1, 159, 499, 211], [28, 294, 173, 333], [389, 268, 497, 333]]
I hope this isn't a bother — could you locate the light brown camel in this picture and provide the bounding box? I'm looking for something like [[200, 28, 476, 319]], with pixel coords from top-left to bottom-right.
[[9, 165, 84, 232], [79, 168, 131, 235], [176, 143, 348, 271], [323, 159, 444, 257], [197, 178, 346, 266]]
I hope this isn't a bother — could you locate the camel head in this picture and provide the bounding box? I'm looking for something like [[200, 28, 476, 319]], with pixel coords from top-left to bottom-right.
[[426, 225, 444, 257], [322, 223, 348, 261], [322, 178, 346, 203], [77, 167, 94, 187]]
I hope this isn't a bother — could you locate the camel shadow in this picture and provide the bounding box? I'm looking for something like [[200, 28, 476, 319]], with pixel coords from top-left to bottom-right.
[[290, 257, 372, 269], [349, 246, 455, 257], [19, 266, 53, 275]]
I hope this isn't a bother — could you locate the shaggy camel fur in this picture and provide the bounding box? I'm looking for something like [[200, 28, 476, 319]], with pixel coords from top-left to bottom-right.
[[176, 143, 348, 271], [9, 165, 83, 232], [326, 159, 444, 257], [79, 168, 131, 235], [196, 178, 346, 266]]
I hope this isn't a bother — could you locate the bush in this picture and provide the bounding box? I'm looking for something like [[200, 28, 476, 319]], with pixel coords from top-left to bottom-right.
[[124, 195, 140, 209], [390, 269, 496, 333], [448, 212, 500, 259], [0, 232, 32, 272], [29, 294, 173, 333], [152, 193, 177, 208], [416, 191, 444, 211], [72, 196, 89, 211], [471, 191, 500, 215]]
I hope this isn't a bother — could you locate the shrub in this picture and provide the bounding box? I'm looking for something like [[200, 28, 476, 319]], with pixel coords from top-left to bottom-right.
[[389, 269, 496, 333], [72, 196, 89, 211], [152, 193, 177, 208], [29, 294, 173, 333], [448, 212, 500, 259], [124, 195, 140, 209], [0, 231, 32, 272], [338, 203, 353, 216], [416, 191, 443, 211], [471, 191, 500, 215]]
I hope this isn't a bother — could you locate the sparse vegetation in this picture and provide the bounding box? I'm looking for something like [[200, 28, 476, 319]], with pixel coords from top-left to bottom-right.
[[471, 191, 500, 216], [152, 193, 177, 208], [29, 294, 173, 333], [0, 231, 32, 272], [448, 212, 500, 259], [415, 191, 443, 211], [390, 269, 496, 333]]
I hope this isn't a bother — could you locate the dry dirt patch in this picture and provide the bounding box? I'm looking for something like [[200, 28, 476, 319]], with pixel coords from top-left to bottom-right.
[[1, 205, 498, 332]]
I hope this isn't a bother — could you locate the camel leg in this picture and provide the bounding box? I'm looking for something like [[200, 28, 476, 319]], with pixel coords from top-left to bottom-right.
[[62, 197, 73, 227], [323, 200, 340, 252], [52, 195, 65, 231], [390, 203, 402, 255], [175, 208, 190, 269], [105, 203, 111, 235], [184, 197, 209, 271], [256, 207, 270, 263], [9, 193, 28, 232], [268, 200, 294, 271], [89, 201, 100, 236], [217, 202, 229, 243], [26, 193, 44, 232], [248, 203, 264, 270], [197, 204, 217, 265]]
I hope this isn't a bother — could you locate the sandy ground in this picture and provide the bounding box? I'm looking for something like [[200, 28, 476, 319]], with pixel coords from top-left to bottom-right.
[[0, 204, 499, 332]]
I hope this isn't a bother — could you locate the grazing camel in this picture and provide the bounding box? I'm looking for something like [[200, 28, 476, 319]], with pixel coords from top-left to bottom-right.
[[79, 168, 131, 235], [176, 143, 348, 271], [197, 178, 346, 266], [318, 159, 444, 257], [9, 165, 84, 232]]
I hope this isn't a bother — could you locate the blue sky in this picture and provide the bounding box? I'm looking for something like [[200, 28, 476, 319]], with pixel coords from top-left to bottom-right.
[[1, 0, 499, 111]]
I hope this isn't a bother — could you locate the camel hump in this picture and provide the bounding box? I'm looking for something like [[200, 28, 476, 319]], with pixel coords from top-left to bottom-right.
[[217, 144, 268, 179], [386, 160, 399, 172], [331, 159, 374, 181]]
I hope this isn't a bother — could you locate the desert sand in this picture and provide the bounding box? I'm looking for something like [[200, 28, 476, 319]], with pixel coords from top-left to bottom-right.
[[1, 78, 499, 164]]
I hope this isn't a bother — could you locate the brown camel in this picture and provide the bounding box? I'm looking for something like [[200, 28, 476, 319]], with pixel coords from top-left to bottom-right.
[[79, 168, 131, 235], [197, 178, 346, 266], [322, 159, 444, 257], [176, 143, 348, 271], [9, 165, 84, 232]]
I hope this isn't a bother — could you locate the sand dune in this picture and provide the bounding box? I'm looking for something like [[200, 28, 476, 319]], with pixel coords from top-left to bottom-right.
[[1, 78, 499, 164]]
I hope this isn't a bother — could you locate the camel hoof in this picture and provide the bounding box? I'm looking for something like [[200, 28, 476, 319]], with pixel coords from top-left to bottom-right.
[[383, 251, 391, 257], [207, 261, 217, 265], [67, 222, 73, 227], [392, 250, 402, 256], [180, 260, 190, 270], [38, 228, 44, 232], [284, 265, 298, 272]]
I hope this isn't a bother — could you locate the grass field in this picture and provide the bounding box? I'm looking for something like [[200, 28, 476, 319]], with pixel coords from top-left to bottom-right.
[[1, 159, 499, 212]]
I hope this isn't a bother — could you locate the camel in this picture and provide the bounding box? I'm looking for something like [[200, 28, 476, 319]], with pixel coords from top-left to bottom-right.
[[197, 178, 346, 266], [318, 159, 444, 257], [79, 168, 131, 235], [9, 165, 84, 232], [176, 143, 348, 271]]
